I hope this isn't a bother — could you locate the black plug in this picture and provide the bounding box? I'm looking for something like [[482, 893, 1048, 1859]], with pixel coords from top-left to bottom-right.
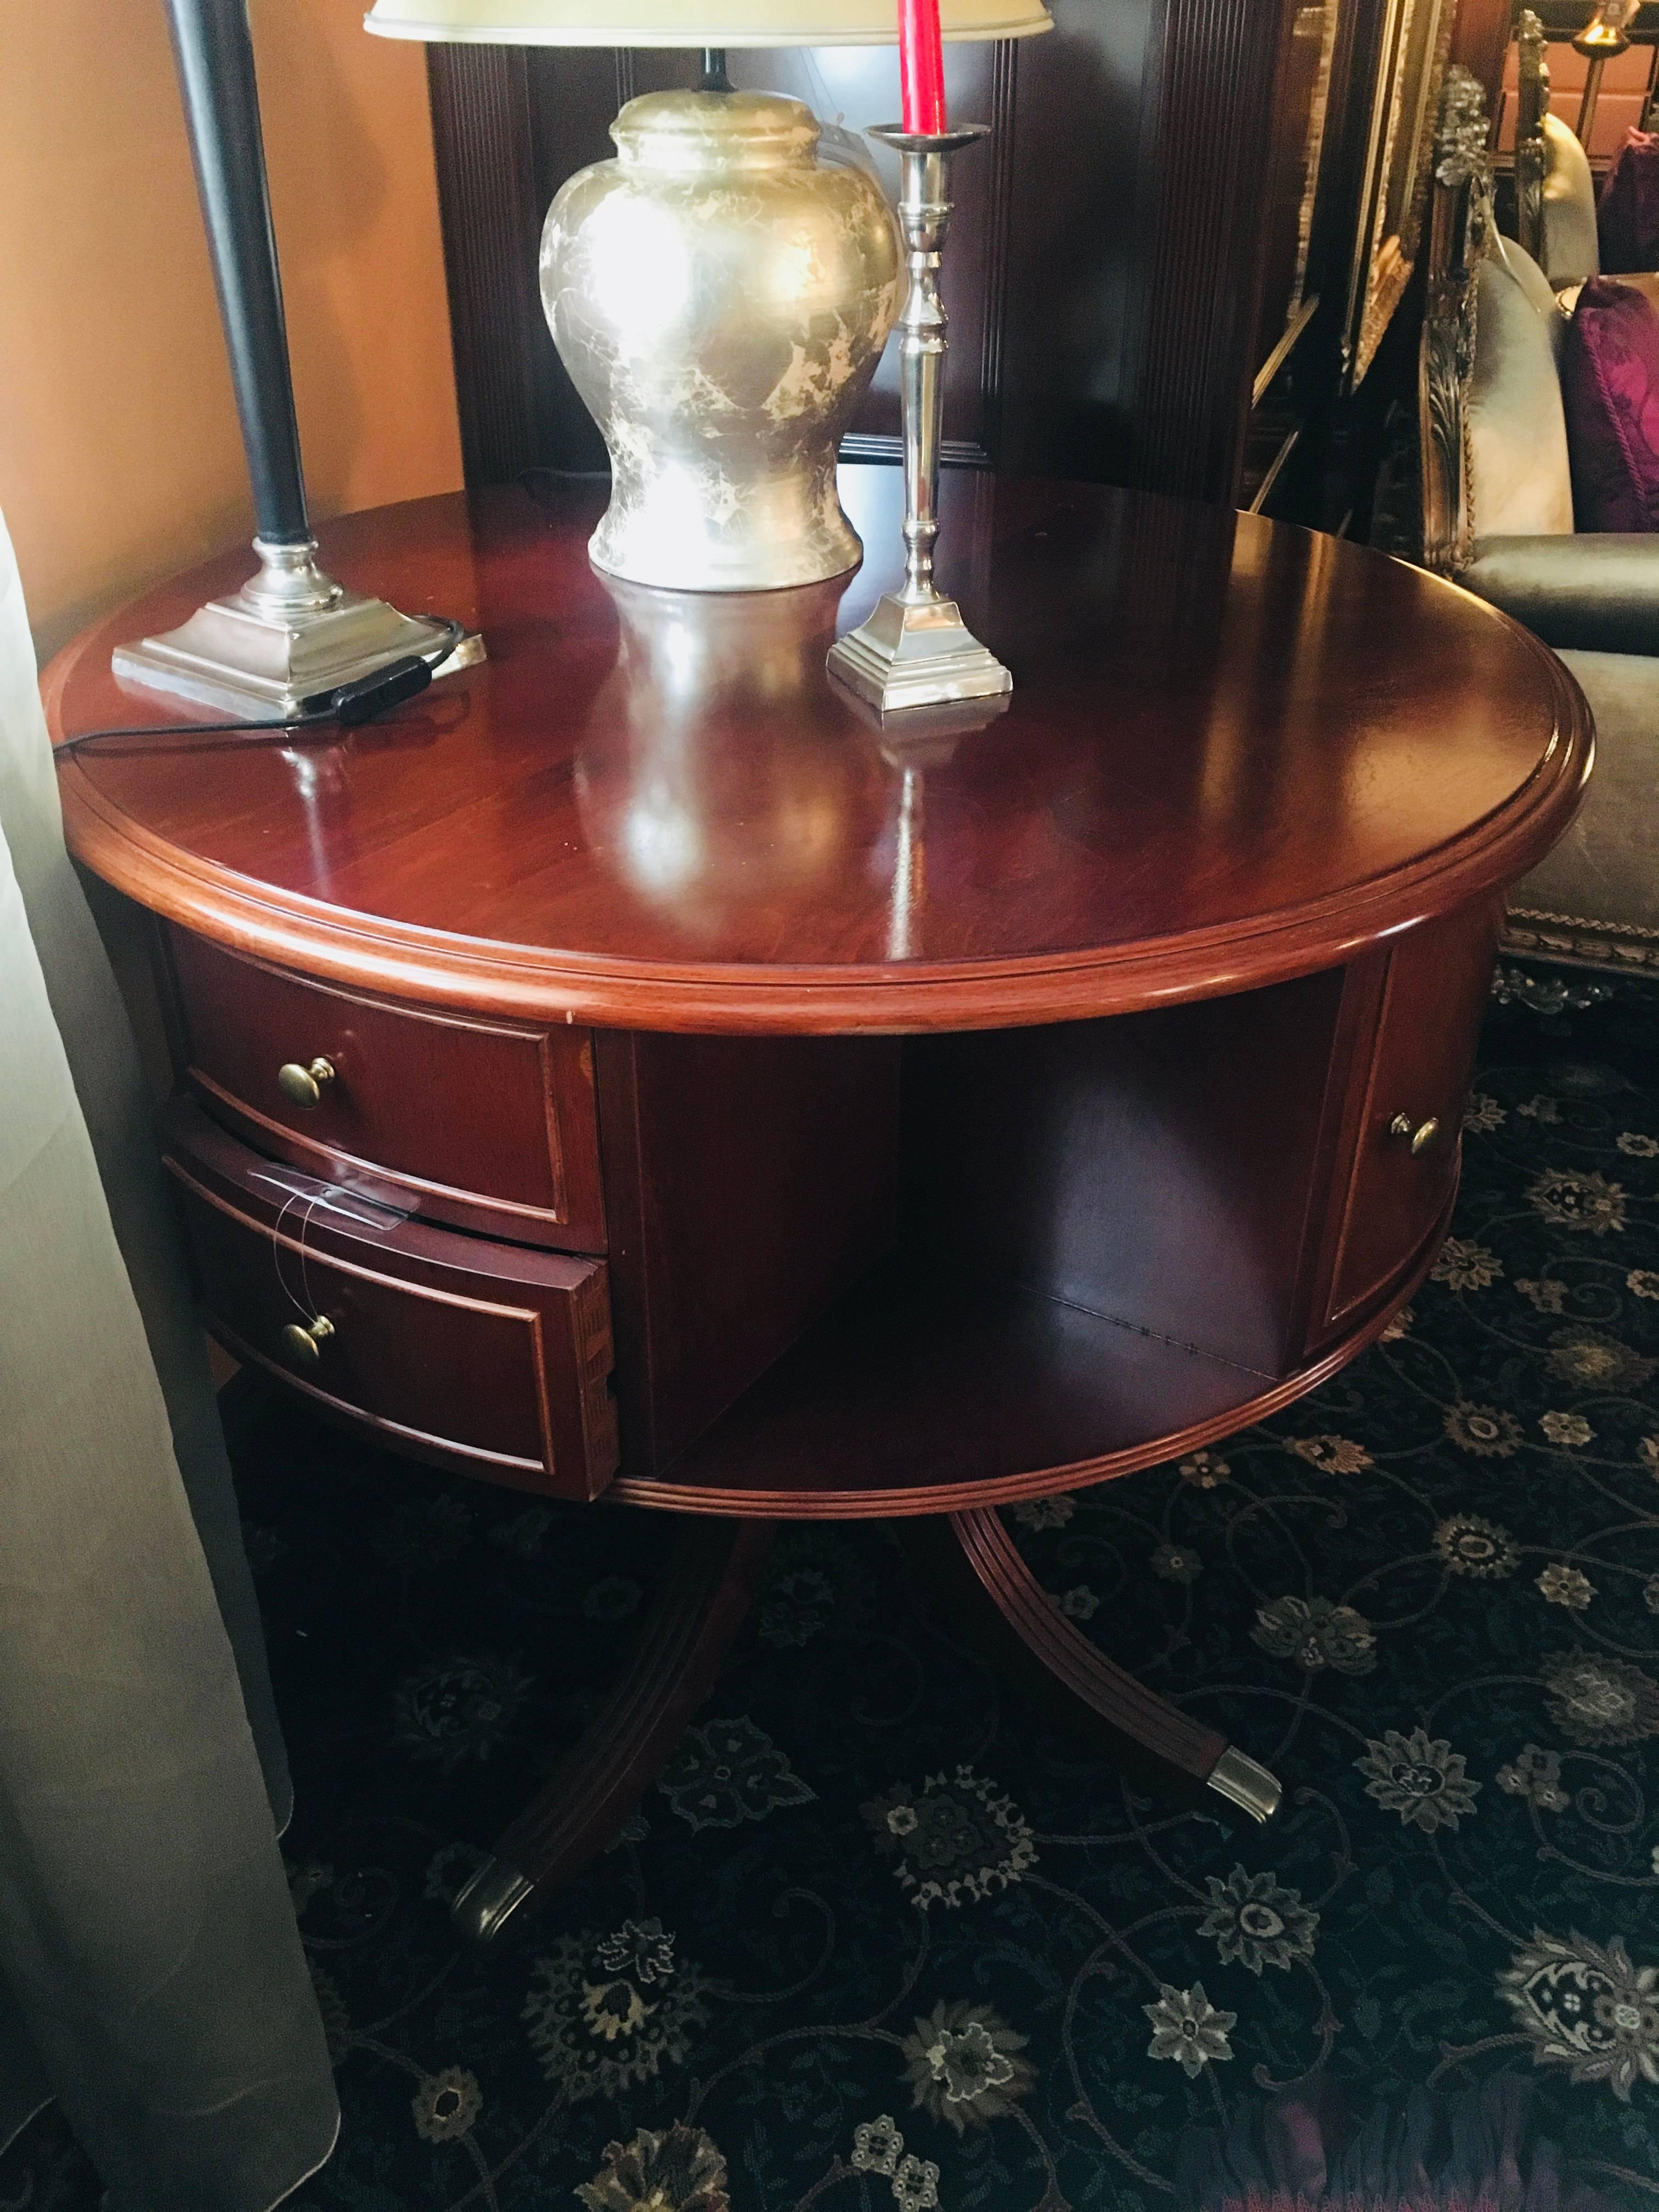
[[325, 656, 435, 726]]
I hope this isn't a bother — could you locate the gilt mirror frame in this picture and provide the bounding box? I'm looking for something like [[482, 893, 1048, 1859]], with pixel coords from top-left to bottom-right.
[[1341, 0, 1458, 388]]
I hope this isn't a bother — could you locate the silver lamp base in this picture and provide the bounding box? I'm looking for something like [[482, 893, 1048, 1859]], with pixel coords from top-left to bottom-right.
[[827, 590, 1012, 714], [112, 537, 475, 718], [540, 91, 902, 594]]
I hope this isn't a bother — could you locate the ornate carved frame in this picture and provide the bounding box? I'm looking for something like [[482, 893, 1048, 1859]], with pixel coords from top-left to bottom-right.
[[1342, 0, 1458, 388], [1514, 9, 1550, 269], [1419, 65, 1494, 576]]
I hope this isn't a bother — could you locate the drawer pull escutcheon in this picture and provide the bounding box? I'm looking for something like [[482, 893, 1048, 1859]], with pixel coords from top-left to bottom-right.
[[1388, 1112, 1441, 1156], [278, 1056, 337, 1109], [280, 1314, 336, 1366]]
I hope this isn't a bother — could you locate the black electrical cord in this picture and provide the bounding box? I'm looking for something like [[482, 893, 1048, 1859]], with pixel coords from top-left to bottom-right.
[[57, 618, 470, 757]]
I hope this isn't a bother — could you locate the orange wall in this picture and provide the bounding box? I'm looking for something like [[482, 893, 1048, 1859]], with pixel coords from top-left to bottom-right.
[[0, 0, 464, 662]]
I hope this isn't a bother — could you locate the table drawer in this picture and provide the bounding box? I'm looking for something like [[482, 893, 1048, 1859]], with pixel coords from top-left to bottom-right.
[[163, 1101, 619, 1499], [1318, 906, 1500, 1331], [160, 927, 605, 1251]]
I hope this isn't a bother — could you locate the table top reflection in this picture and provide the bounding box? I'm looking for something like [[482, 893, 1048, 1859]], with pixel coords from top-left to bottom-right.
[[48, 468, 1589, 1032]]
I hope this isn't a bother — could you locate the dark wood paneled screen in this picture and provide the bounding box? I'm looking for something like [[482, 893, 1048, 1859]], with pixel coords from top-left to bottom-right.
[[427, 0, 1303, 506]]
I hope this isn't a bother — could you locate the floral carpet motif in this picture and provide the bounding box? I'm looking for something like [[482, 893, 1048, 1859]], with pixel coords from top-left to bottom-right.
[[6, 963, 1659, 2210]]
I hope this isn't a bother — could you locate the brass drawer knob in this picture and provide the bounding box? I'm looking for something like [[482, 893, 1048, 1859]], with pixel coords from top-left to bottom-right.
[[1389, 1111, 1441, 1156], [277, 1056, 337, 1110], [280, 1314, 336, 1367]]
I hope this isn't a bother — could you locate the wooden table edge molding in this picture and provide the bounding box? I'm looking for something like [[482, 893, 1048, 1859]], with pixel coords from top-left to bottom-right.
[[47, 767, 1586, 1034], [42, 496, 1592, 1038], [44, 478, 1595, 1941]]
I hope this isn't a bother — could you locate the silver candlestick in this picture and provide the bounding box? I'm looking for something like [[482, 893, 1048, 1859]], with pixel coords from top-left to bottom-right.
[[827, 126, 1012, 714]]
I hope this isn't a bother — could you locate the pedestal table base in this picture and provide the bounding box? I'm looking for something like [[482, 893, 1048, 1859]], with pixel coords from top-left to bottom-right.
[[452, 1504, 1279, 1943]]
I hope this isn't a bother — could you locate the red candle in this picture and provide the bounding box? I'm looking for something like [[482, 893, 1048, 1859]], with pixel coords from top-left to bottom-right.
[[899, 0, 946, 133]]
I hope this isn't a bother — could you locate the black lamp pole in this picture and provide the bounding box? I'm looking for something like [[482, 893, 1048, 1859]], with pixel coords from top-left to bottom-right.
[[161, 0, 312, 548], [111, 0, 453, 713]]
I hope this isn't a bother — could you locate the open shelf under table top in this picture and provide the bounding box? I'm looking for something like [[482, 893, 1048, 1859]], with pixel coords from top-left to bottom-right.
[[608, 1227, 1442, 1520]]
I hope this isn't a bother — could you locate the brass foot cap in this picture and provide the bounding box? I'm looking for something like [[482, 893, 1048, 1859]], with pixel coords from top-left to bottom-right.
[[1206, 1747, 1282, 1824], [451, 1857, 535, 1944]]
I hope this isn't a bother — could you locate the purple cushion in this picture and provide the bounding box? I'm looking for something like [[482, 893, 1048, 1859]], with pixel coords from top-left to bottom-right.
[[1561, 275, 1659, 531], [1599, 125, 1659, 274]]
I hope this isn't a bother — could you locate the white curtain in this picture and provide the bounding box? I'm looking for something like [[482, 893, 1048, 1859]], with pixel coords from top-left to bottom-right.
[[0, 507, 338, 2209]]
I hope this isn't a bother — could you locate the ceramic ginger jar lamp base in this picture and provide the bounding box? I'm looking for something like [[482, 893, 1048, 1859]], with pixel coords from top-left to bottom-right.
[[540, 91, 902, 593]]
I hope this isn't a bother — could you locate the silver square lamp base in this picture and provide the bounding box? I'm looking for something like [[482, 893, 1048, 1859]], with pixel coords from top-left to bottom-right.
[[827, 591, 1012, 715], [112, 538, 475, 719]]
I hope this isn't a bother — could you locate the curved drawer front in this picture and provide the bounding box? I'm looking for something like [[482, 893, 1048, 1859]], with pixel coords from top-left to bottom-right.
[[163, 1102, 618, 1498], [1319, 905, 1500, 1332], [161, 927, 605, 1250]]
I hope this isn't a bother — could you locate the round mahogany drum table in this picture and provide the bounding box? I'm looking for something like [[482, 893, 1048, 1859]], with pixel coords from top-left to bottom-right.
[[47, 469, 1590, 1939]]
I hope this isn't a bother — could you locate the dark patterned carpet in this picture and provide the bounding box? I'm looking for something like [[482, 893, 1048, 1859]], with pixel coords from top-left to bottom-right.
[[8, 961, 1659, 2212]]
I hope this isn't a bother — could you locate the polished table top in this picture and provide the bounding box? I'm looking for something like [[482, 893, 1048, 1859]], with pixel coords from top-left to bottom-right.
[[48, 469, 1590, 1032]]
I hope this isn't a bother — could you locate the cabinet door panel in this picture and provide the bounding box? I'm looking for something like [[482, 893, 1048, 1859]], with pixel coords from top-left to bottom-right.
[[1320, 906, 1500, 1331]]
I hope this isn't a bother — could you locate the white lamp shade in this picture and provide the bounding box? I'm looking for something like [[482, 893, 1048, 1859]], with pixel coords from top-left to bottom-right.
[[365, 0, 1052, 43]]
